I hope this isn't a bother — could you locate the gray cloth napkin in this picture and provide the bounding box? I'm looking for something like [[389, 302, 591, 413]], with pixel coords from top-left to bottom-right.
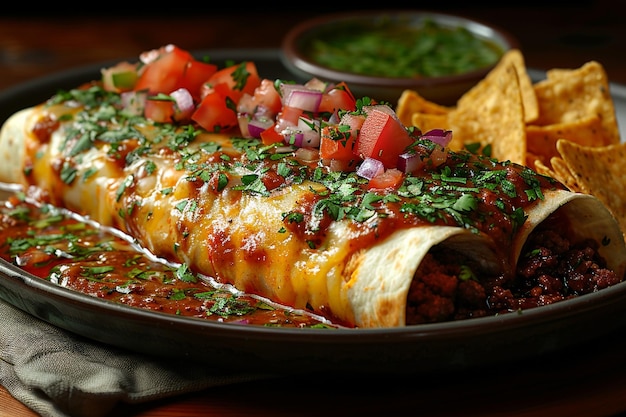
[[0, 300, 272, 417]]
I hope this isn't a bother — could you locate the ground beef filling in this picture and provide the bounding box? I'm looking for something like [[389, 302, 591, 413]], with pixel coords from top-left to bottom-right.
[[405, 229, 623, 325]]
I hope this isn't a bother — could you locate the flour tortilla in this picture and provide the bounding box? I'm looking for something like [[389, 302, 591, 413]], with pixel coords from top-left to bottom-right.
[[511, 188, 626, 277], [350, 188, 626, 327], [1, 107, 625, 328]]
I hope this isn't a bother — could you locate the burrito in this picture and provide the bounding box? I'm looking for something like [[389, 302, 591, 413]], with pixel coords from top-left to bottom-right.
[[0, 52, 625, 328]]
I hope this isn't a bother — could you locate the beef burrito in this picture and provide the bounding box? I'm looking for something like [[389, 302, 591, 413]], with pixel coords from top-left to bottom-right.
[[0, 50, 624, 328]]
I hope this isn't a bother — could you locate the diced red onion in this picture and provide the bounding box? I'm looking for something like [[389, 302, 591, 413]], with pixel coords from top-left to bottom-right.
[[285, 89, 322, 112], [282, 127, 304, 147], [297, 117, 321, 147], [422, 129, 453, 148], [229, 318, 250, 325], [170, 88, 195, 121], [356, 157, 385, 180], [299, 130, 320, 147], [247, 118, 274, 139], [279, 83, 305, 98], [397, 152, 425, 173]]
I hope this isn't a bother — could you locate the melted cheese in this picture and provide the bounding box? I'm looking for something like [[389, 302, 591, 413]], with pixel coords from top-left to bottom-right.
[[2, 102, 625, 328]]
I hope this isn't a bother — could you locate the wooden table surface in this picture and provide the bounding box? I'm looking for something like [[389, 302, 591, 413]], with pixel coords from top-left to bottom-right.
[[2, 3, 626, 416]]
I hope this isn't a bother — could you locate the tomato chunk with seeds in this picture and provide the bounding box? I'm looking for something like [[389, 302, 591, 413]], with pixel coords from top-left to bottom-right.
[[356, 105, 413, 169]]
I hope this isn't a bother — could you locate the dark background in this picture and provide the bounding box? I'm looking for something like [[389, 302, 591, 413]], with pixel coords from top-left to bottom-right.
[[1, 1, 624, 89]]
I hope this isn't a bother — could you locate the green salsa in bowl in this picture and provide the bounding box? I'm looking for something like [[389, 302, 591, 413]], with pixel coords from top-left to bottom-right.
[[281, 10, 519, 105]]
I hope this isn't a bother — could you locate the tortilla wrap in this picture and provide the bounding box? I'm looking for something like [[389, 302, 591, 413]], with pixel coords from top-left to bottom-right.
[[1, 105, 625, 328]]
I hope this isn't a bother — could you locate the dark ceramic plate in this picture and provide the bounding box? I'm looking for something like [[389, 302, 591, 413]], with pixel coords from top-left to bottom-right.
[[1, 49, 626, 375]]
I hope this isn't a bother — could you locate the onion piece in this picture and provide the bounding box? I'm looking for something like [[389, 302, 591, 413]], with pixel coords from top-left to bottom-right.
[[285, 89, 323, 112], [422, 128, 453, 148], [247, 117, 274, 139], [282, 128, 304, 147], [170, 88, 195, 121], [297, 117, 321, 148], [356, 157, 385, 180], [397, 152, 425, 173]]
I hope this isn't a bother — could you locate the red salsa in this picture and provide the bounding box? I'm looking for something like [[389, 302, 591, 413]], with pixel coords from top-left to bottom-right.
[[0, 193, 336, 328]]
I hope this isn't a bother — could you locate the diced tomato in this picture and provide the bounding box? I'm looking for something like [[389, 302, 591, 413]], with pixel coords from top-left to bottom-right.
[[356, 106, 413, 169], [259, 123, 285, 145], [274, 105, 303, 133], [343, 113, 367, 133], [200, 61, 261, 103], [320, 125, 347, 160], [134, 45, 193, 94], [320, 113, 365, 161], [318, 82, 357, 115], [367, 168, 404, 190], [251, 79, 283, 115], [192, 91, 238, 132], [142, 88, 195, 124], [133, 45, 217, 99], [211, 82, 238, 100], [179, 59, 218, 100], [144, 98, 175, 124], [320, 111, 366, 160]]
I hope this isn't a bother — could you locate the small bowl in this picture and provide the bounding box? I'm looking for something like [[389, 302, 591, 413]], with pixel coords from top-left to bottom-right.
[[281, 10, 519, 106]]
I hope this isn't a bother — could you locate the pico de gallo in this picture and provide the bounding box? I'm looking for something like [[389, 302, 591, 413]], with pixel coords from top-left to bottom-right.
[[100, 43, 444, 190]]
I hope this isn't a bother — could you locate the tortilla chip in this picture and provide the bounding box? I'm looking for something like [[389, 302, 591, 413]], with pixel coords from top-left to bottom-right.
[[550, 156, 585, 192], [447, 58, 526, 164], [533, 158, 555, 177], [410, 112, 450, 134], [532, 61, 620, 145], [556, 139, 626, 237], [533, 157, 581, 192], [394, 53, 624, 231], [500, 49, 539, 123], [396, 89, 450, 126], [526, 115, 608, 165]]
